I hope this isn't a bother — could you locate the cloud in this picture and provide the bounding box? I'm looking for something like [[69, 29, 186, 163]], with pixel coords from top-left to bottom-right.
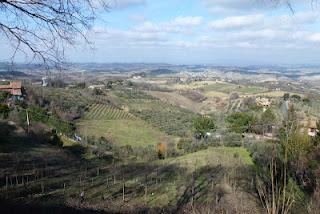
[[207, 11, 318, 31], [202, 0, 269, 14], [201, 0, 312, 14], [171, 16, 203, 27], [128, 14, 147, 22], [133, 16, 203, 34], [308, 33, 320, 42], [208, 14, 264, 30], [107, 0, 145, 9]]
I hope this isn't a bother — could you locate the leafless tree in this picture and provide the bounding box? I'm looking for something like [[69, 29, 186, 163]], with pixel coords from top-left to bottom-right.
[[270, 0, 319, 12], [0, 0, 107, 67]]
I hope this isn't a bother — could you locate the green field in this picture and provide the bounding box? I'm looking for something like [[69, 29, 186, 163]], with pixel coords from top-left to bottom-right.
[[77, 119, 169, 147], [237, 86, 268, 94], [201, 82, 238, 93], [201, 83, 267, 94]]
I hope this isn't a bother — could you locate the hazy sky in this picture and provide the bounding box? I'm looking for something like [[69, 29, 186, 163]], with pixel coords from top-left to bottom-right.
[[2, 0, 320, 65]]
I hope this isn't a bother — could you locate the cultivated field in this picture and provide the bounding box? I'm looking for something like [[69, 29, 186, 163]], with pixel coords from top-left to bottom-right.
[[84, 103, 134, 120]]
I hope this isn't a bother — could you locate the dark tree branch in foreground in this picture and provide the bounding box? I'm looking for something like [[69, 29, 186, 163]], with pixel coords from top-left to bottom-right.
[[270, 0, 319, 13], [0, 0, 107, 67]]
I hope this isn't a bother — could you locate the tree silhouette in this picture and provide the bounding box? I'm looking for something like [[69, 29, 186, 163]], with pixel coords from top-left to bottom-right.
[[0, 0, 107, 66]]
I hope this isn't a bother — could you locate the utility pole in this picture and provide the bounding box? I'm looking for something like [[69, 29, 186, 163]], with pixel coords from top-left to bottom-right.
[[26, 109, 30, 132]]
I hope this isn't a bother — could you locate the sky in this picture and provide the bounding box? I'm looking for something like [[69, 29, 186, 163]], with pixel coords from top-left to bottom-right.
[[2, 0, 320, 65]]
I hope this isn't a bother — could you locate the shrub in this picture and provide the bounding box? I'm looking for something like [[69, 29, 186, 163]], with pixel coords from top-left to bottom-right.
[[226, 112, 253, 133], [177, 138, 193, 151], [291, 94, 301, 101], [0, 104, 10, 119], [157, 143, 167, 159], [302, 97, 311, 103], [222, 133, 243, 147], [0, 91, 10, 102], [192, 116, 216, 138], [283, 93, 290, 101]]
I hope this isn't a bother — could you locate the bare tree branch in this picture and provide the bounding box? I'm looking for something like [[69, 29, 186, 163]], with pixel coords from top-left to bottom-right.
[[0, 0, 108, 68]]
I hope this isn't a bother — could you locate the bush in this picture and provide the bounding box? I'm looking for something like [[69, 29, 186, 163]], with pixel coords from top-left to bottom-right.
[[75, 82, 86, 89], [0, 91, 10, 102], [245, 141, 280, 166], [177, 138, 193, 151], [226, 112, 253, 133], [283, 93, 290, 101], [0, 103, 10, 119], [193, 116, 216, 138], [221, 133, 243, 147], [302, 97, 311, 103], [167, 142, 179, 157], [291, 94, 301, 101]]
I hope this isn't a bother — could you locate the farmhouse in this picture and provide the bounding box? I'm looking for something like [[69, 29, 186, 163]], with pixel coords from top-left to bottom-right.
[[300, 118, 318, 137], [256, 97, 271, 107], [88, 84, 105, 90], [0, 80, 22, 96]]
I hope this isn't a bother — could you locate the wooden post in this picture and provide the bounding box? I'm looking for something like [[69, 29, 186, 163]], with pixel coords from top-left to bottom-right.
[[144, 185, 147, 204], [26, 109, 30, 127], [211, 178, 214, 190], [156, 167, 158, 185], [5, 176, 8, 190], [192, 172, 195, 206], [122, 176, 125, 202], [41, 182, 44, 194]]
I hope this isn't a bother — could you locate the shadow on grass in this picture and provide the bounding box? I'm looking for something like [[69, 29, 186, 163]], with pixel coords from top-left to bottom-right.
[[0, 201, 115, 214], [175, 164, 225, 212]]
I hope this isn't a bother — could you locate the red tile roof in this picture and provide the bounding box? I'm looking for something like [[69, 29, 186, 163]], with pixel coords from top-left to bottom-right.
[[0, 81, 22, 95]]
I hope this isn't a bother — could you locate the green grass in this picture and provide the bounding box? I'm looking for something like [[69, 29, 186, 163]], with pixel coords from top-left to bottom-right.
[[107, 89, 197, 136], [165, 146, 254, 169], [1, 122, 257, 212], [237, 86, 268, 94], [201, 83, 267, 95], [201, 82, 238, 93], [77, 119, 169, 147]]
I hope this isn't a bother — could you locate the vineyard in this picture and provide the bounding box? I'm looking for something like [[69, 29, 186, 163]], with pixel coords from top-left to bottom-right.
[[84, 103, 134, 120], [227, 99, 242, 113]]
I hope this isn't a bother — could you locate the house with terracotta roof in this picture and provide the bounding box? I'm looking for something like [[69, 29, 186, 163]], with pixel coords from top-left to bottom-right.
[[0, 81, 22, 96], [300, 117, 319, 137]]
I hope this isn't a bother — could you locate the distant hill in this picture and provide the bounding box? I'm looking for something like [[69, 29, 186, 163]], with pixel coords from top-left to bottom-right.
[[0, 71, 31, 78], [149, 68, 176, 76]]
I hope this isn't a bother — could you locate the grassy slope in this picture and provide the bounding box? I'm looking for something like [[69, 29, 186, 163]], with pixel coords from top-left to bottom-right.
[[80, 146, 258, 212], [77, 119, 170, 147], [0, 120, 259, 212]]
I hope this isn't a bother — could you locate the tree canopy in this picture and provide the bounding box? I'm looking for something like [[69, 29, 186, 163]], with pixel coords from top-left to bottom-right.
[[192, 116, 216, 138], [226, 112, 253, 134]]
